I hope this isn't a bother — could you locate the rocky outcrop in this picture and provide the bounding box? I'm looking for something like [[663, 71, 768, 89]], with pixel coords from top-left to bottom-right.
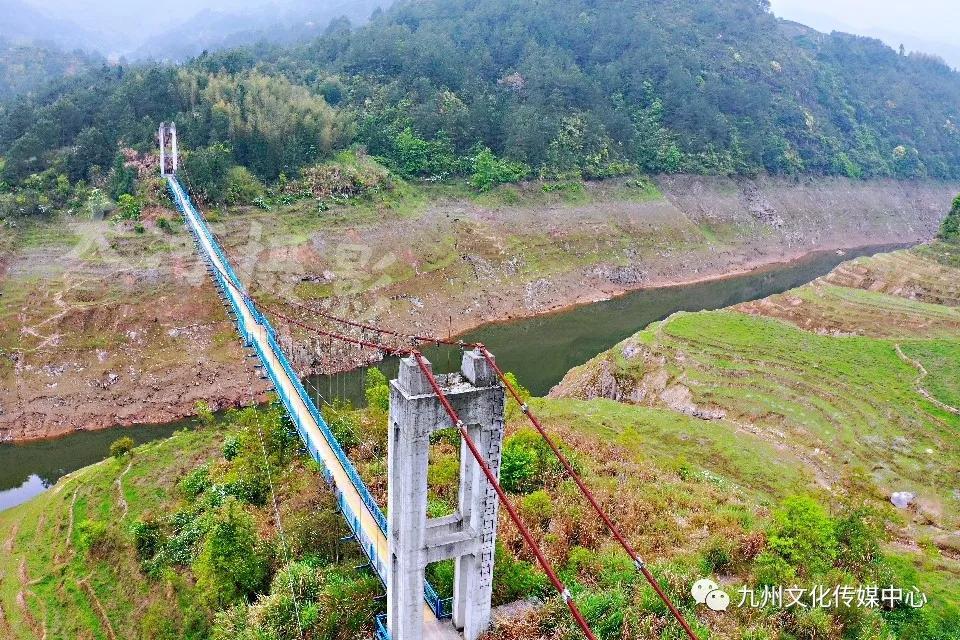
[[2, 175, 957, 441]]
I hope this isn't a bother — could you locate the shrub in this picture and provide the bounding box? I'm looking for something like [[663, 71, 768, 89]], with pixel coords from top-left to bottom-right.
[[520, 489, 553, 528], [702, 536, 735, 574], [181, 143, 233, 204], [110, 436, 135, 459], [784, 606, 833, 639], [193, 499, 268, 607], [937, 194, 960, 241], [223, 476, 269, 505], [156, 216, 174, 233], [492, 542, 550, 604], [364, 367, 390, 413], [77, 519, 114, 557], [470, 147, 529, 191], [566, 545, 600, 579], [328, 411, 361, 451], [765, 495, 837, 578], [107, 153, 136, 200], [596, 549, 636, 590], [180, 464, 211, 499], [222, 436, 240, 461], [834, 506, 886, 578], [224, 166, 265, 206], [390, 127, 460, 178], [499, 440, 538, 494], [116, 193, 142, 221], [195, 400, 215, 427], [297, 153, 390, 200], [129, 518, 164, 562], [164, 507, 212, 566], [753, 551, 796, 586], [285, 496, 342, 559], [502, 371, 531, 420]]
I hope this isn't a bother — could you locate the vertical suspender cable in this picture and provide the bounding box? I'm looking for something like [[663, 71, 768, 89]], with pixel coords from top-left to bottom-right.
[[177, 177, 691, 637]]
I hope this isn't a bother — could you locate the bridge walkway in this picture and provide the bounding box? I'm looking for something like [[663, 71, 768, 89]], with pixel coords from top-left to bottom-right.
[[167, 176, 457, 640]]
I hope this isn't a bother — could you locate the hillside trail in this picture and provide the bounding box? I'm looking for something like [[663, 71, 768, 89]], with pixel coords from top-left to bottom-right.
[[894, 344, 960, 415], [114, 462, 133, 519]]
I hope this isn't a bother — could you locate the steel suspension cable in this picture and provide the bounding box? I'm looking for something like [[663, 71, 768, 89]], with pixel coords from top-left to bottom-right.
[[186, 194, 692, 636], [410, 351, 598, 640], [190, 240, 409, 357], [262, 281, 699, 638], [203, 224, 465, 348], [273, 296, 463, 348], [475, 346, 699, 640], [254, 421, 306, 640]]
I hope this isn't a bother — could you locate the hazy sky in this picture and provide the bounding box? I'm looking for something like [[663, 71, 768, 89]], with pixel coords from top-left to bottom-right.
[[770, 0, 960, 68], [18, 0, 960, 68], [25, 0, 273, 38]]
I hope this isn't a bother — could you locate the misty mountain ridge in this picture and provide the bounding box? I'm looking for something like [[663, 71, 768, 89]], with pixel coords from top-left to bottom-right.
[[2, 0, 388, 60], [131, 0, 387, 61]]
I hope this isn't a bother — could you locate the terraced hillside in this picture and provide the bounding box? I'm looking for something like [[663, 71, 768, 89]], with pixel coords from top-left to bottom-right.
[[5, 174, 955, 442], [550, 244, 960, 632], [3, 247, 959, 640]]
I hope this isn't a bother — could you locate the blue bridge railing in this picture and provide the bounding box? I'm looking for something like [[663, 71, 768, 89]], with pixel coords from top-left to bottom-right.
[[167, 177, 450, 629]]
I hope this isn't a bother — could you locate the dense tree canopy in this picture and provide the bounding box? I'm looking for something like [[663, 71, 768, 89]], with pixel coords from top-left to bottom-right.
[[2, 0, 960, 213]]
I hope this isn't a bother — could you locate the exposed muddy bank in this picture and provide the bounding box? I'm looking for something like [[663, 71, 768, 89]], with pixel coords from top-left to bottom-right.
[[1, 175, 955, 441]]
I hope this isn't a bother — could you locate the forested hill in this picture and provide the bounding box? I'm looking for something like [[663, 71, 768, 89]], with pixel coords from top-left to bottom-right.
[[2, 0, 960, 207], [0, 38, 102, 102], [307, 0, 960, 179]]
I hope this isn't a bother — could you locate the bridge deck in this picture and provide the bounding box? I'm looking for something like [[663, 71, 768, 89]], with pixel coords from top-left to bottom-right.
[[168, 177, 458, 640]]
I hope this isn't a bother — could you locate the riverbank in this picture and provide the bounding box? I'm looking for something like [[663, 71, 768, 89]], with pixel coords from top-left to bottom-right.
[[1, 175, 955, 441], [548, 241, 960, 627], [3, 243, 958, 640], [0, 240, 902, 510]]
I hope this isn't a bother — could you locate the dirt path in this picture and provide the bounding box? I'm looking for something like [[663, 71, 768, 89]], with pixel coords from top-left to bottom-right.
[[894, 343, 960, 415], [3, 521, 18, 554], [114, 462, 133, 520], [79, 577, 117, 640], [65, 487, 80, 547]]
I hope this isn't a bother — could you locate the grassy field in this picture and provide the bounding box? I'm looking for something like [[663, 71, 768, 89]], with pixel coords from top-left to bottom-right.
[[551, 243, 960, 635], [0, 426, 222, 639], [3, 183, 960, 638], [4, 237, 960, 638]]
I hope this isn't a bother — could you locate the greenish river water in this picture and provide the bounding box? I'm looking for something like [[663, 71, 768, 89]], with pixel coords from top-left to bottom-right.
[[0, 243, 906, 511]]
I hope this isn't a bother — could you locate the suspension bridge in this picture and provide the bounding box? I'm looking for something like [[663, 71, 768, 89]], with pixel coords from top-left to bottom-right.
[[160, 122, 698, 640]]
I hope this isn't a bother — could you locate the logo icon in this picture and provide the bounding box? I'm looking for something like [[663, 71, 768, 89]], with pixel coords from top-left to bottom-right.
[[692, 578, 729, 612]]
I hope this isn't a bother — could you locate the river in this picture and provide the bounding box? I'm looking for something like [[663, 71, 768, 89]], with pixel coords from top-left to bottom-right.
[[0, 242, 906, 511]]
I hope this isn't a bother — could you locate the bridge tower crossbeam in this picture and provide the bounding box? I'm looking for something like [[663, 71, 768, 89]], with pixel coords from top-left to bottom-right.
[[388, 352, 505, 640]]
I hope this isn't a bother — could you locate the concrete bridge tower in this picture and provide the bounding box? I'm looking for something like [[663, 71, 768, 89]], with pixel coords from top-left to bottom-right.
[[158, 122, 178, 176], [388, 349, 505, 640]]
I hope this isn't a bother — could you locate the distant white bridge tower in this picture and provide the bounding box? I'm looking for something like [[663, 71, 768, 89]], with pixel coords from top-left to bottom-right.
[[158, 122, 178, 176]]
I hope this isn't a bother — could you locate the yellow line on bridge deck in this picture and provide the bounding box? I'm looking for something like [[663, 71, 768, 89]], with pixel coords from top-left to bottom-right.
[[170, 177, 458, 640]]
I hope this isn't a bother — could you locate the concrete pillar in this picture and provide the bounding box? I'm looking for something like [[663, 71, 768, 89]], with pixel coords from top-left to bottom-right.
[[158, 122, 179, 176], [170, 122, 179, 174], [159, 124, 166, 176], [388, 350, 505, 640]]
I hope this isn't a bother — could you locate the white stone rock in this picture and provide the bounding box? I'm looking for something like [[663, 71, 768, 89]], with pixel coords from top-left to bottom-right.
[[890, 491, 915, 509]]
